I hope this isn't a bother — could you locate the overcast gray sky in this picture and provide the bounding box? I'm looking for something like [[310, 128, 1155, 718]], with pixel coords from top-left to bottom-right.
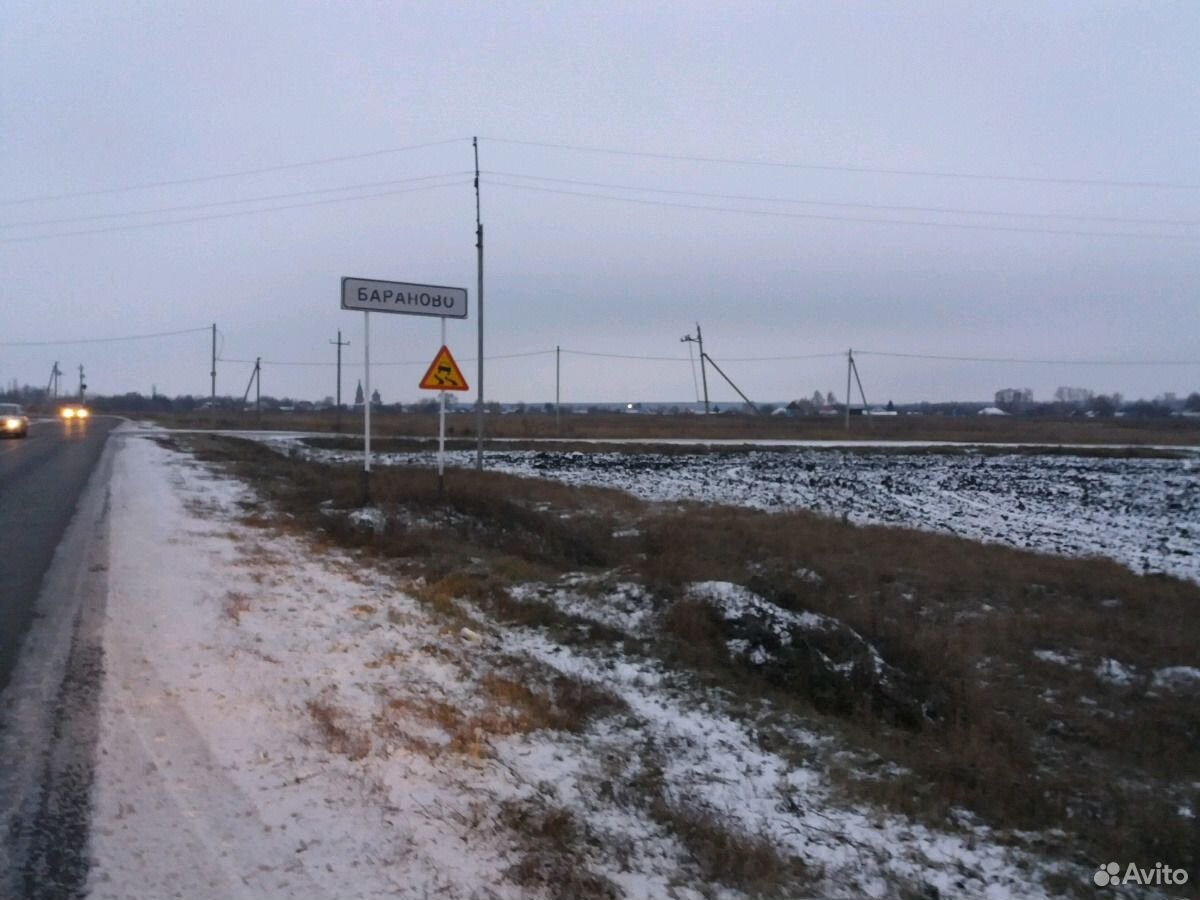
[[2, 1, 1197, 406]]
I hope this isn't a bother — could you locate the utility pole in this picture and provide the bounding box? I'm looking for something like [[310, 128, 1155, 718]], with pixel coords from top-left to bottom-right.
[[47, 361, 62, 402], [78, 365, 86, 403], [330, 330, 349, 429], [241, 357, 261, 420], [211, 323, 217, 419], [473, 136, 485, 470], [850, 352, 870, 425], [681, 324, 709, 415], [555, 345, 561, 434], [845, 348, 852, 431]]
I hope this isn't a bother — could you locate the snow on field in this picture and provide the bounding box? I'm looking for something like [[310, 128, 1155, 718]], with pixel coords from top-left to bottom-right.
[[88, 433, 1078, 897], [274, 440, 1200, 583]]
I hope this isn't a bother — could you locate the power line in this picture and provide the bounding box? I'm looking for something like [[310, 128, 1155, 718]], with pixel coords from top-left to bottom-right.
[[855, 350, 1200, 366], [481, 136, 1200, 191], [561, 349, 692, 362], [485, 179, 1197, 241], [215, 349, 556, 368], [0, 326, 211, 347], [0, 138, 469, 207], [0, 180, 473, 244], [560, 348, 849, 363], [486, 170, 1200, 228], [719, 352, 846, 362], [0, 172, 474, 230]]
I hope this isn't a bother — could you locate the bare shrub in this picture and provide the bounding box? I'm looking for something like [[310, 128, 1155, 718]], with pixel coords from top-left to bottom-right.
[[306, 698, 371, 761], [224, 590, 251, 624]]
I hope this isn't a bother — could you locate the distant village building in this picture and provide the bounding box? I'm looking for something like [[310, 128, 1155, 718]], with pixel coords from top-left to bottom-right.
[[354, 380, 364, 407]]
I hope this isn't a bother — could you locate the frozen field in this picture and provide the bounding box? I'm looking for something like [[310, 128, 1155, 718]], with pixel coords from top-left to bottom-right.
[[282, 439, 1200, 583]]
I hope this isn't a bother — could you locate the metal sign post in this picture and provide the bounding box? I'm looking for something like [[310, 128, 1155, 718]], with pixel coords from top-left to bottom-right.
[[417, 343, 469, 495], [363, 311, 371, 499], [439, 319, 447, 491], [341, 277, 469, 502]]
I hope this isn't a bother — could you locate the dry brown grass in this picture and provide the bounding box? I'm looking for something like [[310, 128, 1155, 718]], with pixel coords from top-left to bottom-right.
[[224, 590, 251, 624], [306, 698, 371, 761], [497, 799, 621, 900], [650, 794, 811, 897], [183, 432, 1200, 878]]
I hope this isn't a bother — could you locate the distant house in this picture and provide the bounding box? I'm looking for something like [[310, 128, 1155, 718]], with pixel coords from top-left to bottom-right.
[[978, 406, 1008, 416]]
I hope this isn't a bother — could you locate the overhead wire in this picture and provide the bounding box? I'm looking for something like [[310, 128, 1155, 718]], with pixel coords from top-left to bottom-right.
[[0, 326, 212, 347], [0, 138, 469, 206], [0, 179, 474, 244], [0, 172, 474, 230], [481, 136, 1200, 191], [854, 350, 1200, 366], [215, 349, 556, 368], [485, 179, 1197, 241], [485, 170, 1200, 228]]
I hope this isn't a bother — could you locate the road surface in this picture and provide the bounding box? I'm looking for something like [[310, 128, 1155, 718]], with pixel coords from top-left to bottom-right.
[[0, 415, 118, 898], [0, 416, 117, 692]]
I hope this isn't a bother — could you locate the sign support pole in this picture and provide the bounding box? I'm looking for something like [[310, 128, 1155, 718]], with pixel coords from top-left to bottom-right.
[[363, 311, 372, 501], [438, 319, 446, 496]]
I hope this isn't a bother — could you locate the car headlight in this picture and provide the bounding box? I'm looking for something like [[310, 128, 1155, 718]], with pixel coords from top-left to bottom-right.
[[77, 408, 90, 418], [4, 418, 19, 430], [61, 408, 75, 419]]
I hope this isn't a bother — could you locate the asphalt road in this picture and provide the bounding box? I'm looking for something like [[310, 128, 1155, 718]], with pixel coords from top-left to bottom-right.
[[0, 416, 118, 694], [0, 415, 117, 898]]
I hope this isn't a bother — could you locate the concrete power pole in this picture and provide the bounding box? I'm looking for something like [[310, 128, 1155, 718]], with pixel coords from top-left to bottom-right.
[[473, 136, 485, 471], [681, 324, 709, 415], [330, 330, 350, 429]]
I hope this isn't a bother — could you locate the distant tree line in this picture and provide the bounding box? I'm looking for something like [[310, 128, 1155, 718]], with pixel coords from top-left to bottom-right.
[[2, 381, 1198, 418]]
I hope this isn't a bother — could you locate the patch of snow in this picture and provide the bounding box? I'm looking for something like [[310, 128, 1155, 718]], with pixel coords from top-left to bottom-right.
[[505, 630, 1062, 899], [509, 579, 657, 635], [794, 566, 824, 585], [1152, 666, 1200, 690], [347, 505, 387, 534], [1033, 649, 1079, 669], [1094, 658, 1137, 686], [688, 580, 834, 641]]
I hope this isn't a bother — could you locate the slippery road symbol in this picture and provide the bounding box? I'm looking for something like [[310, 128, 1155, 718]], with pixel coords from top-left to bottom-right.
[[418, 345, 469, 391]]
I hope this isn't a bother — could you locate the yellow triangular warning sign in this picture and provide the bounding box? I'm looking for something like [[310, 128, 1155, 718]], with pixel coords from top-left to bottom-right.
[[418, 345, 470, 391]]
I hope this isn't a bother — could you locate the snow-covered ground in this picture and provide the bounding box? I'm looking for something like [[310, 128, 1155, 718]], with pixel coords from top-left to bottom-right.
[[270, 440, 1200, 583], [84, 431, 1077, 898]]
